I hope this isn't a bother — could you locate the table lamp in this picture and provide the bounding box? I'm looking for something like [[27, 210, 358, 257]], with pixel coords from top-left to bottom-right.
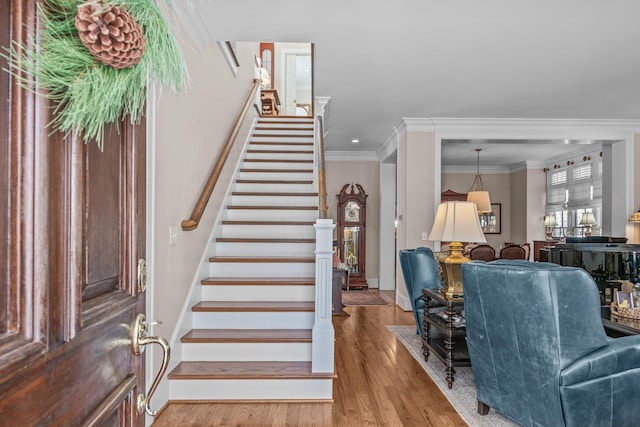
[[429, 201, 487, 298], [543, 215, 557, 239], [579, 211, 597, 237]]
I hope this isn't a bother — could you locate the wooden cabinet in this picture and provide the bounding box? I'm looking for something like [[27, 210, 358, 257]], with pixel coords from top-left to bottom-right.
[[260, 89, 280, 116], [533, 239, 560, 262], [337, 183, 368, 289]]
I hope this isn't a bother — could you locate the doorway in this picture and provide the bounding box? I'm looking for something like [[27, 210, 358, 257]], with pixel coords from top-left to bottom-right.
[[279, 44, 312, 116]]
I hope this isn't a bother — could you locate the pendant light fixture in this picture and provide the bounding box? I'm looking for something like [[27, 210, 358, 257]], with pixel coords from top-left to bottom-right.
[[467, 148, 492, 213]]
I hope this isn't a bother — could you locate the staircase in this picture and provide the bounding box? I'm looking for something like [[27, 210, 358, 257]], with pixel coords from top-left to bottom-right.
[[167, 116, 335, 401]]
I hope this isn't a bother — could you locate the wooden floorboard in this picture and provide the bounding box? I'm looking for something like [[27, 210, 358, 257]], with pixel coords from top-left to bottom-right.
[[154, 304, 468, 426]]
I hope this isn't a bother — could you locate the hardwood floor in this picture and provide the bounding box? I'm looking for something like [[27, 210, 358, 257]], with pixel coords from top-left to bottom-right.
[[152, 303, 467, 426]]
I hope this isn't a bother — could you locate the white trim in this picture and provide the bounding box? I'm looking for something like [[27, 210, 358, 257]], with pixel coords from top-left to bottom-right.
[[377, 127, 399, 162], [145, 81, 158, 427], [430, 118, 640, 140], [442, 165, 511, 174], [217, 42, 239, 77], [401, 117, 435, 133], [365, 278, 379, 288], [325, 151, 379, 161], [396, 291, 412, 311]]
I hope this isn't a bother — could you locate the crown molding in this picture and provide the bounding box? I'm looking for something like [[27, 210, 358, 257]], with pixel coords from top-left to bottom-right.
[[401, 118, 435, 133], [325, 151, 380, 161], [430, 118, 640, 140], [508, 161, 545, 173], [442, 165, 511, 175]]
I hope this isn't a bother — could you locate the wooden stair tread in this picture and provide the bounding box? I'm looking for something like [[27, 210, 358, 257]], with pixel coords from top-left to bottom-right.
[[202, 277, 315, 286], [231, 192, 318, 197], [252, 134, 313, 138], [209, 256, 314, 263], [244, 159, 313, 163], [254, 127, 314, 131], [247, 149, 313, 154], [226, 205, 317, 210], [168, 361, 334, 380], [239, 169, 313, 173], [181, 329, 312, 343], [249, 141, 313, 146], [192, 301, 315, 312], [221, 220, 315, 226], [235, 179, 313, 184], [216, 238, 315, 243]]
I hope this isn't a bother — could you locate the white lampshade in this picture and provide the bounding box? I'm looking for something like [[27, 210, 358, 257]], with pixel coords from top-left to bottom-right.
[[466, 191, 492, 213], [258, 67, 271, 87], [429, 201, 487, 243], [543, 215, 558, 227], [579, 212, 597, 226]]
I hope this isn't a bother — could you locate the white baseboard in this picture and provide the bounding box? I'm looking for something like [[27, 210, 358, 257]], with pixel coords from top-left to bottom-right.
[[396, 292, 412, 311], [366, 278, 379, 288]]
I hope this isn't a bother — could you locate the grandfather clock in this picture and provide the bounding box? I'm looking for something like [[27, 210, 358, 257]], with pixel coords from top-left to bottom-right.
[[337, 183, 368, 289]]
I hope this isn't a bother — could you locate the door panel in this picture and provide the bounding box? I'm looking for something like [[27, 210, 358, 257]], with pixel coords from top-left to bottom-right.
[[0, 2, 147, 425]]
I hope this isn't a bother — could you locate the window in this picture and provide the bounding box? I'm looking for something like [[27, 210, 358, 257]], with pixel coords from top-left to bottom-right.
[[545, 149, 602, 237]]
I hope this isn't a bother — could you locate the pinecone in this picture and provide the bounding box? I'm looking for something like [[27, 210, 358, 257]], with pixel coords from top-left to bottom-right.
[[75, 1, 146, 70]]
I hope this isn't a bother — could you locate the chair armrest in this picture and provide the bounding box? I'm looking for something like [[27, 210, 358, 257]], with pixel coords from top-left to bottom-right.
[[560, 335, 640, 386]]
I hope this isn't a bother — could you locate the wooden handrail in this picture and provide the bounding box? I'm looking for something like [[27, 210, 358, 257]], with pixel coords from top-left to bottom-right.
[[317, 116, 328, 219], [182, 79, 261, 231]]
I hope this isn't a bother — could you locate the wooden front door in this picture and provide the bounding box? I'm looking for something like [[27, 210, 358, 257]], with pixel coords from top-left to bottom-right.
[[0, 2, 148, 425]]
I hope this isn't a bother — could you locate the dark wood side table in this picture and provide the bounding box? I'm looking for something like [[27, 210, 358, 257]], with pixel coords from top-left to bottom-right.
[[421, 288, 470, 389]]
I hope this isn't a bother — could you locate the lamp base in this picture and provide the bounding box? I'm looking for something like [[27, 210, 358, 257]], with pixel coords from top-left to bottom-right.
[[442, 241, 470, 298], [584, 225, 593, 237], [545, 227, 553, 240]]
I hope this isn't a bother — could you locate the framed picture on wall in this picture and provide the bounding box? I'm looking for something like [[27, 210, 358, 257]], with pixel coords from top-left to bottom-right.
[[479, 203, 501, 234]]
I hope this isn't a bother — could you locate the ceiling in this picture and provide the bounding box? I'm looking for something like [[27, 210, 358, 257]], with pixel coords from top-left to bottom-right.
[[180, 1, 640, 166]]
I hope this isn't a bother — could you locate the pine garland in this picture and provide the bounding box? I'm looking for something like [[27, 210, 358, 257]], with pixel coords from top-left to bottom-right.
[[3, 0, 187, 149]]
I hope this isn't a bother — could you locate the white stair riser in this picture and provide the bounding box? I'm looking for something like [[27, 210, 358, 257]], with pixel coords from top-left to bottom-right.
[[193, 311, 314, 329], [170, 379, 332, 400], [233, 183, 315, 193], [216, 242, 314, 257], [246, 152, 313, 161], [225, 209, 318, 222], [251, 136, 313, 144], [237, 171, 314, 181], [258, 118, 313, 124], [202, 285, 314, 301], [220, 224, 315, 238], [230, 195, 317, 206], [181, 342, 311, 362], [242, 161, 313, 170], [209, 262, 315, 277]]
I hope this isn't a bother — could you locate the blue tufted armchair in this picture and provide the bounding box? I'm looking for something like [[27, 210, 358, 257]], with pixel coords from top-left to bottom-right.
[[462, 260, 640, 427], [399, 247, 442, 334]]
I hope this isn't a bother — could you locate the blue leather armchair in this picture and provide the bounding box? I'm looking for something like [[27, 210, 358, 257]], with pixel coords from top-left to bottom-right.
[[399, 247, 442, 334], [462, 260, 640, 427]]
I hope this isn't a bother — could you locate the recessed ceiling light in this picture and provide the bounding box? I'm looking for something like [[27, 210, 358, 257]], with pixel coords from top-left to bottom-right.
[[351, 139, 360, 143]]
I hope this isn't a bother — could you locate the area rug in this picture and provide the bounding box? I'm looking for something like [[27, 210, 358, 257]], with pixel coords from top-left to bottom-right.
[[386, 325, 518, 427], [341, 290, 390, 306]]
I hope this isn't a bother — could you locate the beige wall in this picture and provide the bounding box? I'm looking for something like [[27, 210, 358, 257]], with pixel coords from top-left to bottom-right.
[[395, 130, 438, 308], [152, 40, 259, 340], [510, 169, 527, 243], [326, 160, 380, 285], [441, 172, 512, 249], [526, 167, 547, 243]]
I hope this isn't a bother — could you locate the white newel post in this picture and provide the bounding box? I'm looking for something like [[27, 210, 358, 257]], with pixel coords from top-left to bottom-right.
[[312, 218, 335, 373]]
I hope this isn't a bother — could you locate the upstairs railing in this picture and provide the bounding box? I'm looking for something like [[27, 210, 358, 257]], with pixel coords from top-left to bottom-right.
[[181, 79, 261, 231]]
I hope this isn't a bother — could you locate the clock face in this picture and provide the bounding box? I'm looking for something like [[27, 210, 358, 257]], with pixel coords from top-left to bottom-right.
[[345, 201, 360, 222]]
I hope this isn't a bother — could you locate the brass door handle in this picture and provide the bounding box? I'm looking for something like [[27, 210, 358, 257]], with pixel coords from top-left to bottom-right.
[[131, 313, 170, 416]]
